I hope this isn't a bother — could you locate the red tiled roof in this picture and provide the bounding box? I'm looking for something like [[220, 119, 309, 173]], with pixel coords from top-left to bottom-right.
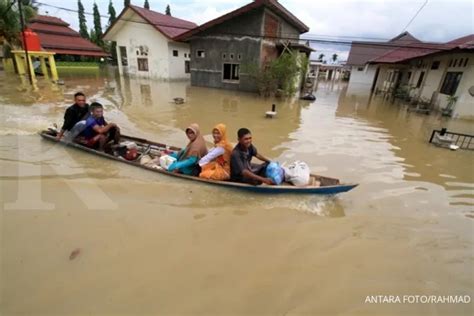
[[348, 32, 474, 65], [103, 5, 197, 40], [28, 15, 108, 57], [346, 32, 422, 65], [174, 0, 309, 42]]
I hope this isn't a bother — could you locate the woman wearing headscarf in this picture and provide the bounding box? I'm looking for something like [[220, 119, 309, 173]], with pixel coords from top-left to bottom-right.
[[198, 123, 233, 181], [167, 123, 208, 176]]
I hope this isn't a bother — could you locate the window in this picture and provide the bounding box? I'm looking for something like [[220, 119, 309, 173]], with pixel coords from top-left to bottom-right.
[[137, 58, 148, 71], [357, 67, 364, 71], [223, 63, 240, 82], [173, 50, 178, 57], [222, 53, 226, 59], [458, 58, 464, 67], [448, 59, 453, 67], [464, 58, 469, 67], [416, 71, 425, 88], [453, 59, 458, 67], [230, 53, 234, 60], [119, 46, 128, 66], [237, 54, 242, 60], [407, 72, 412, 80], [185, 60, 190, 74], [431, 61, 440, 69], [196, 50, 205, 58], [440, 72, 462, 96]]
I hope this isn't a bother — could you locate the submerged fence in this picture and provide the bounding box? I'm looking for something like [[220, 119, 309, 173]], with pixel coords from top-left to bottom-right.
[[429, 128, 474, 150]]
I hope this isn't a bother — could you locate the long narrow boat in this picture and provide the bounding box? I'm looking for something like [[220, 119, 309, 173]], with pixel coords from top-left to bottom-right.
[[39, 130, 358, 194]]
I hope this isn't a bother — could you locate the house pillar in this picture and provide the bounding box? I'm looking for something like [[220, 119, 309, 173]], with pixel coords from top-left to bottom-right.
[[39, 56, 49, 78], [48, 55, 59, 82]]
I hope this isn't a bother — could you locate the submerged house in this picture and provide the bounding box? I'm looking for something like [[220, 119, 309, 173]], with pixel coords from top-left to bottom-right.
[[28, 15, 108, 59], [174, 0, 312, 92], [103, 5, 197, 80], [347, 32, 474, 118]]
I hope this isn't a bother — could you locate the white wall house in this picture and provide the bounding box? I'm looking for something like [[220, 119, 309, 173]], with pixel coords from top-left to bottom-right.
[[346, 32, 474, 119], [103, 5, 196, 80]]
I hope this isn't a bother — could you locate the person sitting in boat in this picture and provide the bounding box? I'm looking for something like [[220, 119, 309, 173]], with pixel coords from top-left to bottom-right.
[[230, 128, 274, 185], [167, 123, 208, 176], [198, 123, 233, 181], [56, 92, 89, 141], [77, 102, 121, 151]]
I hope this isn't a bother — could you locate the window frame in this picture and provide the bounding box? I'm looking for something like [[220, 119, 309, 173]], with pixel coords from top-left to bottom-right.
[[173, 50, 178, 57], [137, 58, 149, 72], [196, 50, 205, 58], [222, 63, 240, 83], [440, 72, 463, 96], [119, 46, 128, 66], [416, 71, 425, 88]]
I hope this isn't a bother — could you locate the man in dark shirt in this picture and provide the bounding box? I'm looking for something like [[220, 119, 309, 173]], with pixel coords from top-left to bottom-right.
[[56, 92, 89, 140], [230, 128, 274, 185]]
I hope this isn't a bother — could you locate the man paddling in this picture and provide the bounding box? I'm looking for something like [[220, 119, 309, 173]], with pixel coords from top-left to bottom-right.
[[56, 92, 89, 141]]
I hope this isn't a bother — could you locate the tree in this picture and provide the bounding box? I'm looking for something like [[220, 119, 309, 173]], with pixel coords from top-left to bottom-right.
[[124, 0, 130, 7], [77, 0, 89, 39], [92, 2, 103, 47], [108, 0, 116, 26], [317, 53, 324, 61], [0, 0, 37, 48], [165, 4, 171, 16], [107, 0, 117, 63], [332, 53, 338, 63], [144, 0, 149, 9]]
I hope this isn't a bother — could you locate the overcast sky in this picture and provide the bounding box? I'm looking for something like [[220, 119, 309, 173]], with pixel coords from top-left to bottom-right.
[[37, 0, 473, 61]]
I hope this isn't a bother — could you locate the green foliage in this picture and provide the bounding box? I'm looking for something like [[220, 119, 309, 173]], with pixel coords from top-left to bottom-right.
[[0, 0, 37, 47], [165, 4, 171, 16], [108, 0, 116, 26], [77, 0, 89, 39], [92, 2, 103, 47], [244, 52, 308, 97], [144, 0, 150, 10]]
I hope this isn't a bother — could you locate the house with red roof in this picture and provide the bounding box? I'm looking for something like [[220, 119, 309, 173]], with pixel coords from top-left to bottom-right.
[[346, 32, 474, 118], [28, 15, 108, 58], [174, 0, 312, 92], [103, 5, 197, 80]]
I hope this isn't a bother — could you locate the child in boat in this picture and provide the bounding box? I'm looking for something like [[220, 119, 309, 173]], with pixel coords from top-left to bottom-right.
[[230, 128, 274, 185], [198, 123, 233, 181], [77, 102, 121, 151], [167, 123, 208, 176]]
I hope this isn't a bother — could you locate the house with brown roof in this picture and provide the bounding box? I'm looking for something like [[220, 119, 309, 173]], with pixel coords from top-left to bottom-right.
[[28, 15, 107, 58], [103, 5, 197, 80], [347, 32, 474, 118], [174, 0, 312, 92]]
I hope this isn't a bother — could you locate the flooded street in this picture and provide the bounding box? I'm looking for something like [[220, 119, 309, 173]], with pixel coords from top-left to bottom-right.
[[1, 69, 473, 315]]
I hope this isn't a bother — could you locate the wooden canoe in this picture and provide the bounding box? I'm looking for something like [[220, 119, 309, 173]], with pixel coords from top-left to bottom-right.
[[39, 130, 358, 195]]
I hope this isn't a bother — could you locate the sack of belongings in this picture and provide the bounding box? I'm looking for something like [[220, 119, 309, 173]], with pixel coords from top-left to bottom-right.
[[282, 161, 310, 186], [159, 155, 177, 169], [265, 161, 285, 185]]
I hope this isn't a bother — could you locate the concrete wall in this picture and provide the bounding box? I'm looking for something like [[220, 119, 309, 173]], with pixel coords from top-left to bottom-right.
[[188, 9, 265, 92], [107, 10, 190, 80], [168, 42, 191, 80], [347, 64, 378, 93]]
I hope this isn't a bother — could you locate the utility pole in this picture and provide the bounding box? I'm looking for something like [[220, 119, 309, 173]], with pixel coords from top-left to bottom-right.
[[18, 0, 33, 85]]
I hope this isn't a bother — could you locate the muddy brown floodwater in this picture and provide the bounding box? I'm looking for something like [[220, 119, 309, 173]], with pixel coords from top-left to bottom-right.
[[1, 69, 473, 315]]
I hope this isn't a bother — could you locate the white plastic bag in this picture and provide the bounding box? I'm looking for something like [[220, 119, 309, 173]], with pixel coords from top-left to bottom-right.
[[282, 161, 310, 186], [159, 155, 177, 169]]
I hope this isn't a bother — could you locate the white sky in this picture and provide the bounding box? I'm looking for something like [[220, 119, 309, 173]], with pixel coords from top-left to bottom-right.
[[37, 0, 474, 61]]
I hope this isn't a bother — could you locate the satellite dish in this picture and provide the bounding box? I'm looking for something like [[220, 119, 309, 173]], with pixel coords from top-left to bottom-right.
[[468, 86, 474, 97]]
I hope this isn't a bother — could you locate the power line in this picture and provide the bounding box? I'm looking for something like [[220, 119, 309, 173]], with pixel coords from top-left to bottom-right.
[[403, 0, 429, 31]]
